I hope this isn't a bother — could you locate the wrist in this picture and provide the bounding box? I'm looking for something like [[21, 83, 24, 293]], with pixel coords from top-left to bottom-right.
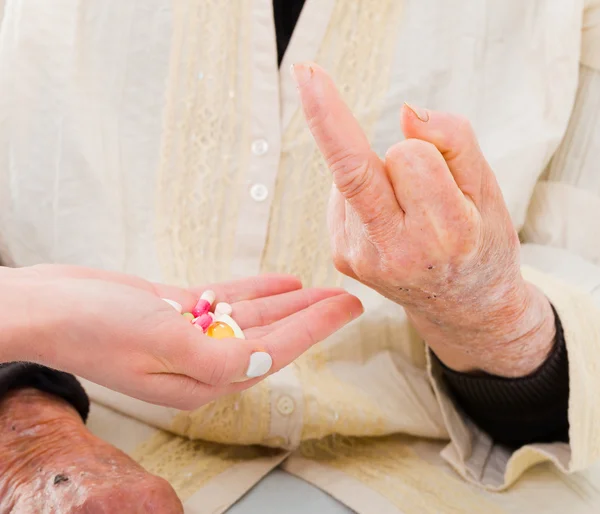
[[480, 282, 556, 376], [409, 278, 556, 377], [0, 388, 82, 429], [0, 267, 61, 364]]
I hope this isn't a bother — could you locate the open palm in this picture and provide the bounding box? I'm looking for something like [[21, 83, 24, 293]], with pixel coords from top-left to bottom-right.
[[4, 265, 362, 409]]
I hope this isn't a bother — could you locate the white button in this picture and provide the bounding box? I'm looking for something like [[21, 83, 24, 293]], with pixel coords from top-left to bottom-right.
[[276, 395, 296, 416], [250, 183, 269, 202], [251, 138, 269, 156]]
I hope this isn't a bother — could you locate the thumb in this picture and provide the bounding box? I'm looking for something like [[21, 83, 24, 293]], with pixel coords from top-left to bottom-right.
[[401, 103, 490, 206]]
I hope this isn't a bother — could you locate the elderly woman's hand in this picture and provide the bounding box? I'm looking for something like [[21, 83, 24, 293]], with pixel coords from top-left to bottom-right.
[[0, 264, 362, 409], [293, 63, 555, 377]]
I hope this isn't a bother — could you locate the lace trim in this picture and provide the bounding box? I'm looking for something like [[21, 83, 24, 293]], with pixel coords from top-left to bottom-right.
[[296, 436, 507, 514], [156, 0, 252, 286], [170, 381, 271, 445], [133, 430, 278, 501]]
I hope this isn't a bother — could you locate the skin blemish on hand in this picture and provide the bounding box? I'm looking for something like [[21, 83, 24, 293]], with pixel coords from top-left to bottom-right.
[[53, 474, 69, 485], [427, 265, 434, 270]]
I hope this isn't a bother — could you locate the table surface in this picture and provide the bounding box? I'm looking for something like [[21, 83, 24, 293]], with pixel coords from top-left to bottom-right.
[[226, 469, 354, 514]]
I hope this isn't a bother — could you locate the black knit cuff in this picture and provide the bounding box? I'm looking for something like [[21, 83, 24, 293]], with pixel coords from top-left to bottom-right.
[[437, 307, 569, 448], [0, 362, 89, 422]]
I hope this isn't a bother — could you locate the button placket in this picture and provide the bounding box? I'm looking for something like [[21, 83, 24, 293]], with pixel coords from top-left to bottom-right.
[[230, 0, 281, 278], [265, 366, 304, 450]]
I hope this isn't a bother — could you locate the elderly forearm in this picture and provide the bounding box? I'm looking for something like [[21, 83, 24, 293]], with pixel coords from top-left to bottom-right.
[[0, 271, 89, 424], [0, 267, 61, 364], [407, 278, 557, 378]]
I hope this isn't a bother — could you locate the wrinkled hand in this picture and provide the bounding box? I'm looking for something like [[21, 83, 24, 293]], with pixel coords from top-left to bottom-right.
[[1, 264, 362, 409], [0, 389, 184, 514], [293, 63, 555, 376]]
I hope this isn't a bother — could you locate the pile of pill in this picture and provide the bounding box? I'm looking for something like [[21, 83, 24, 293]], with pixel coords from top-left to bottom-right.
[[162, 290, 245, 340]]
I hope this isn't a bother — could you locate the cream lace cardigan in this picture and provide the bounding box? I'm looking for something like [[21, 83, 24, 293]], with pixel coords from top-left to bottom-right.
[[0, 1, 599, 512]]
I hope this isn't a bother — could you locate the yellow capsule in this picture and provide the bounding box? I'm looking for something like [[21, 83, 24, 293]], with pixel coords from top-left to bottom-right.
[[206, 321, 235, 339]]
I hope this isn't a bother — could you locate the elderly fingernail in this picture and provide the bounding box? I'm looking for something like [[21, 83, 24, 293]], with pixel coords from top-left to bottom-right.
[[246, 352, 273, 378], [290, 63, 314, 88], [404, 102, 429, 122]]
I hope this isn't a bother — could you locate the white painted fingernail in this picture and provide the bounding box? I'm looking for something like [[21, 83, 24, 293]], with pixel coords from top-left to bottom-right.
[[200, 290, 216, 306], [246, 352, 272, 378], [161, 298, 182, 313], [215, 302, 233, 316]]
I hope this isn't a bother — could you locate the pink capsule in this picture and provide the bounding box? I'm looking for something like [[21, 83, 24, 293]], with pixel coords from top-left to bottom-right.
[[192, 299, 211, 317], [193, 313, 213, 331]]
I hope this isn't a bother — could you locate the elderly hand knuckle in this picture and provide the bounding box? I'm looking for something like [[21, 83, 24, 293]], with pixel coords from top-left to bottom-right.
[[385, 141, 408, 164], [363, 213, 398, 240], [386, 140, 433, 166], [454, 114, 474, 135]]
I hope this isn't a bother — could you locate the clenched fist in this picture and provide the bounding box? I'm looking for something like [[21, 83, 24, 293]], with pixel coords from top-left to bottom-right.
[[292, 63, 555, 377]]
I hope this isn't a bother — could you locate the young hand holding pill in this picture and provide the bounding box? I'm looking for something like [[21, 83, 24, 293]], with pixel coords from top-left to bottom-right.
[[0, 264, 362, 410]]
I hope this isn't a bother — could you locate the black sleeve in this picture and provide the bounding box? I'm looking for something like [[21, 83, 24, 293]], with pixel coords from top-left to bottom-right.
[[436, 307, 569, 449], [0, 362, 89, 422]]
